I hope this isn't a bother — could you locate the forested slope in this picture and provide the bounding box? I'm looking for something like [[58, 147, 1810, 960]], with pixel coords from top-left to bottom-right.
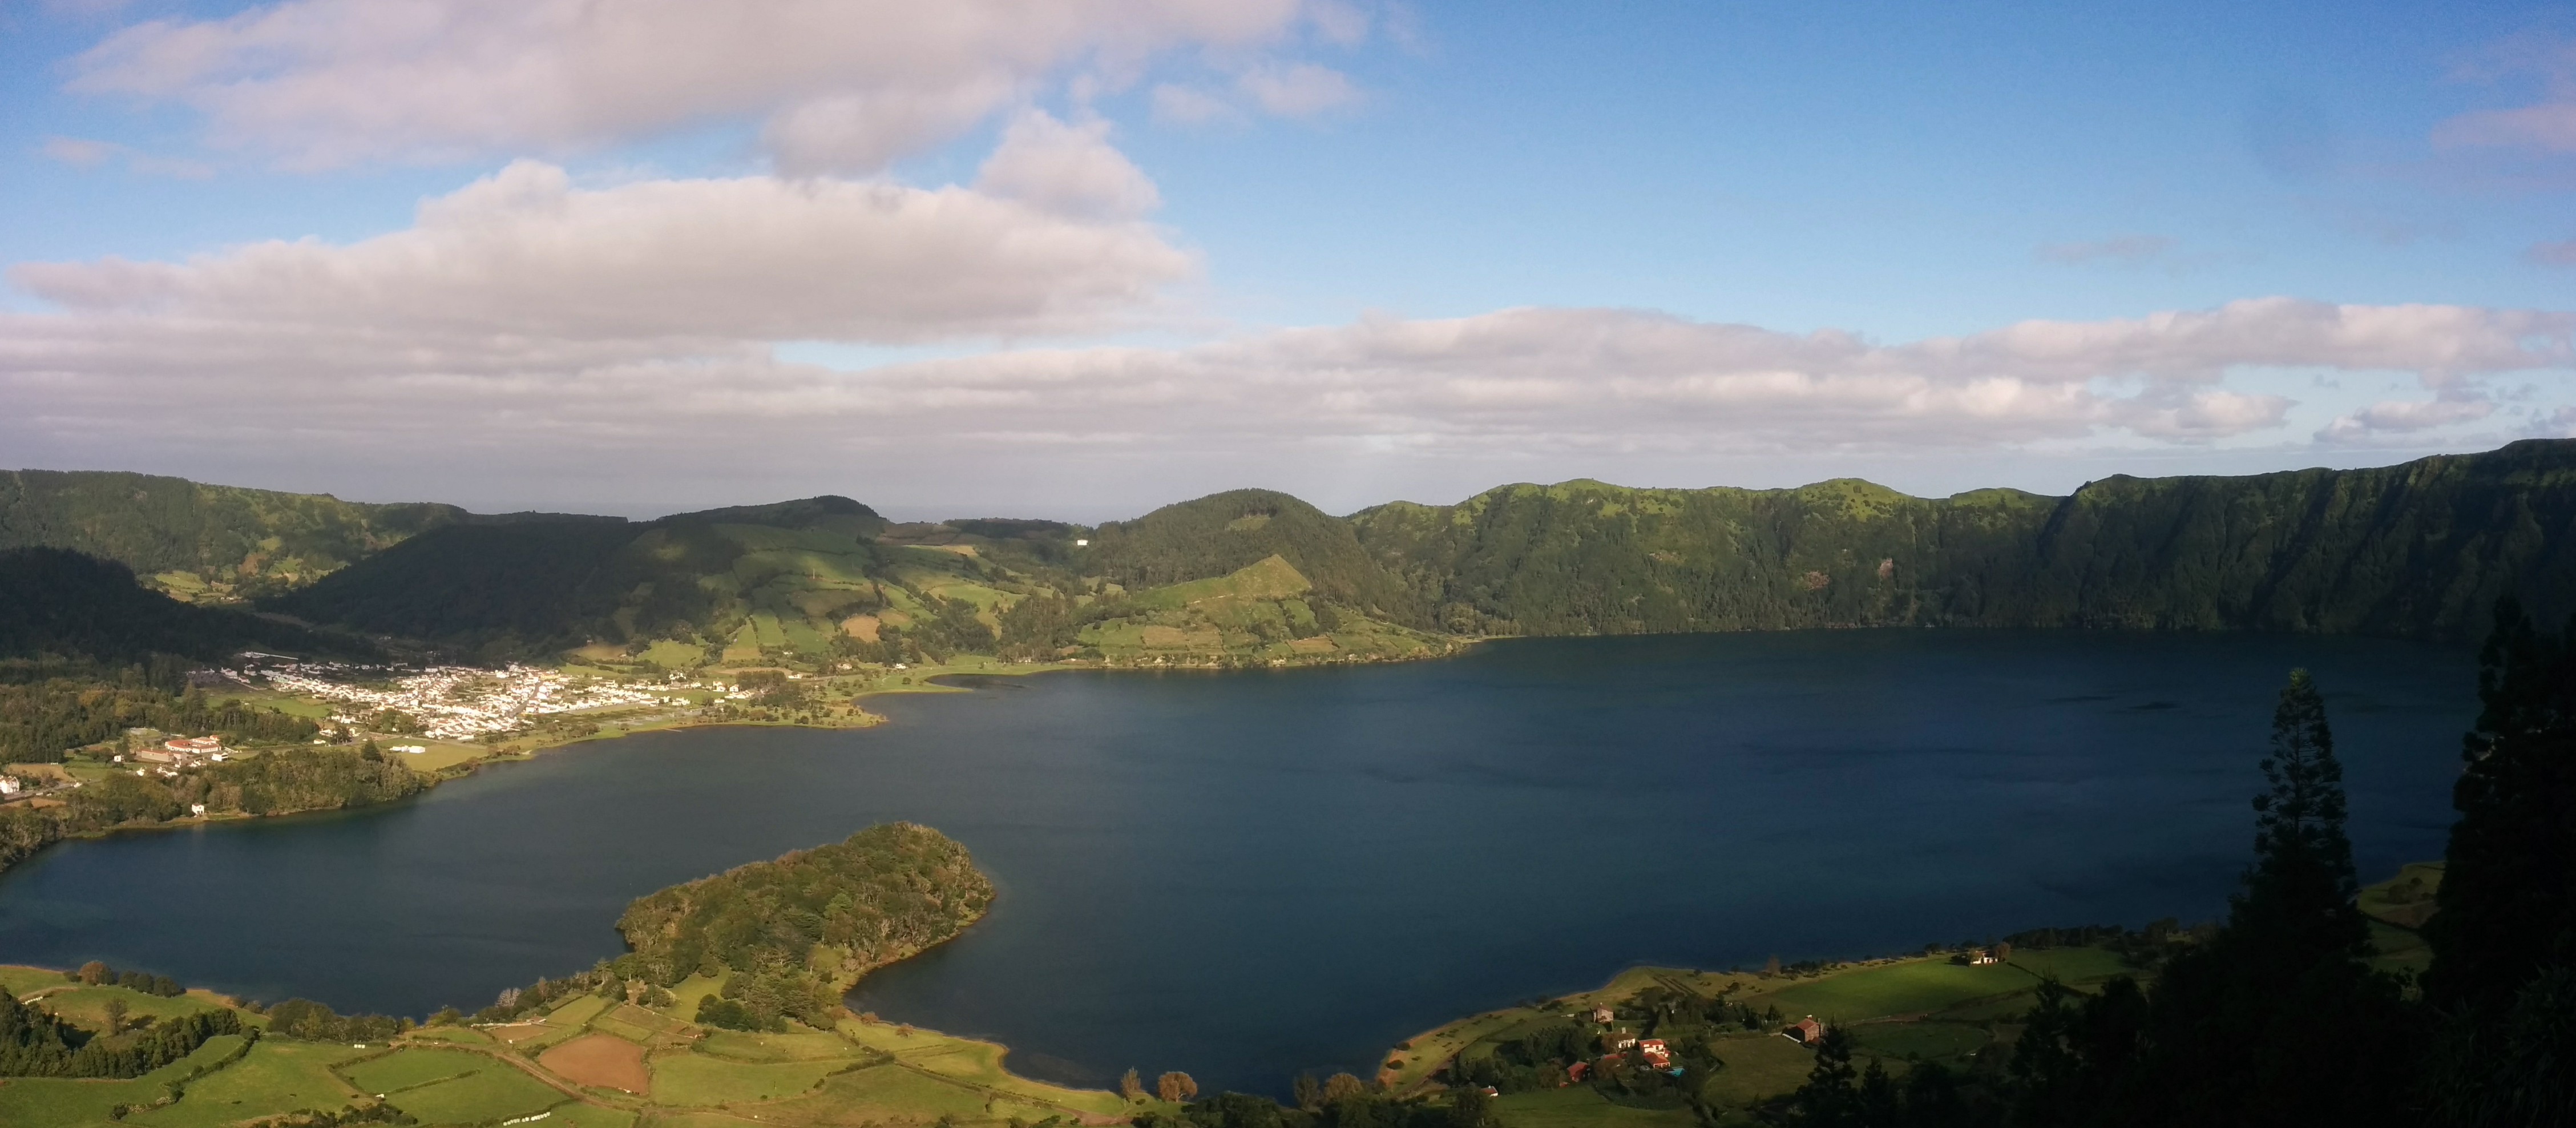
[[0, 547, 368, 667], [1081, 488, 1425, 625], [0, 470, 464, 602], [1350, 440, 2576, 639], [270, 496, 899, 657]]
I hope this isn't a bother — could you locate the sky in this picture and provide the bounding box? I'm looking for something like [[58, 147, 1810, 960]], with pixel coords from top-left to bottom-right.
[[2, 1, 2573, 521]]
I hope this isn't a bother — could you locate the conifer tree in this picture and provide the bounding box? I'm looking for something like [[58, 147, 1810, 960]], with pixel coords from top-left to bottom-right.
[[2235, 668, 2369, 972], [2424, 599, 2576, 1017], [2117, 669, 2413, 1127]]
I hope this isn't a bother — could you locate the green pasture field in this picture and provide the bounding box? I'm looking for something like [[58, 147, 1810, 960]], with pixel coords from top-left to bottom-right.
[[341, 1046, 487, 1094], [394, 741, 490, 773], [0, 1033, 247, 1128], [1, 963, 73, 996], [2360, 861, 2442, 930], [1998, 947, 2133, 984], [538, 1102, 640, 1128], [1493, 1086, 1697, 1128], [1847, 1021, 1993, 1061], [386, 1062, 567, 1124], [37, 985, 229, 1029], [406, 1026, 497, 1046], [837, 1020, 1125, 1116], [642, 640, 706, 668], [1747, 958, 2032, 1021], [697, 1029, 859, 1063], [129, 1039, 370, 1128], [2369, 920, 2433, 978], [1697, 1033, 1820, 1108], [648, 1056, 850, 1106], [547, 994, 611, 1028], [769, 1062, 1061, 1123]]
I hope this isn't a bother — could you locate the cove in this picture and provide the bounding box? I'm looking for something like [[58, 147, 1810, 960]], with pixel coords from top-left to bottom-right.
[[0, 631, 2479, 1095]]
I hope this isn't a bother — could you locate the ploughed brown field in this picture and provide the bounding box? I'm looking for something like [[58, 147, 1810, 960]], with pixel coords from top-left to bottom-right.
[[539, 1033, 652, 1094]]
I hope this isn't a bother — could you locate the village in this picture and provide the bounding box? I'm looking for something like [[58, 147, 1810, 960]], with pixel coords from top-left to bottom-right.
[[232, 654, 700, 742]]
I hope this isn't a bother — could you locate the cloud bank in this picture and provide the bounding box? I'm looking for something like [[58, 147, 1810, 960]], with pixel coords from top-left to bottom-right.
[[13, 154, 1194, 344], [65, 0, 1359, 171], [7, 245, 2569, 504]]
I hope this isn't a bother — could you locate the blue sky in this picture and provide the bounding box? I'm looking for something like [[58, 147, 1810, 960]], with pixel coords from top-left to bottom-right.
[[2, 1, 2571, 518]]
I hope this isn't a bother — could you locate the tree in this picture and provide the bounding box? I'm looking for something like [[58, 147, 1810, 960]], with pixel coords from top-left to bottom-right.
[[1322, 1072, 1369, 1104], [1447, 1085, 1496, 1128], [1293, 1072, 1322, 1111], [2229, 668, 2371, 974], [2121, 668, 2415, 1127], [74, 962, 108, 986], [2418, 601, 2576, 1125], [2424, 599, 2576, 1018], [1157, 1071, 1198, 1103], [1791, 1025, 1859, 1126], [1121, 1068, 1145, 1101], [100, 998, 127, 1036]]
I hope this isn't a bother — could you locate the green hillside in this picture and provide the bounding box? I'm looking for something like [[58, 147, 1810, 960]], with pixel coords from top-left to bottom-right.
[[29, 438, 2576, 670], [0, 470, 465, 602], [0, 547, 369, 668], [1351, 439, 2576, 639], [270, 498, 890, 658], [1079, 488, 1426, 625]]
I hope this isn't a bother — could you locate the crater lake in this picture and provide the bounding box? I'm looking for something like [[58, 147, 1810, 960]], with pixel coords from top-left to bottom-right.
[[0, 631, 2480, 1094]]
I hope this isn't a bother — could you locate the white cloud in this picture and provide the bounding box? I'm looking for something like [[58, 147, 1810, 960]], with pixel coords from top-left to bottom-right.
[[64, 0, 1327, 170], [9, 159, 1196, 343], [975, 111, 1162, 219], [6, 291, 2568, 509], [2319, 395, 2498, 441], [41, 136, 119, 167], [1151, 83, 1243, 126], [1235, 62, 1360, 116], [38, 135, 214, 178]]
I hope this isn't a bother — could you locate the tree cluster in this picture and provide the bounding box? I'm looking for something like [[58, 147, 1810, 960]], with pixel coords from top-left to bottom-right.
[[1778, 607, 2576, 1125], [609, 823, 993, 1030], [68, 961, 186, 997], [261, 998, 406, 1043], [1, 675, 323, 763], [0, 989, 245, 1078]]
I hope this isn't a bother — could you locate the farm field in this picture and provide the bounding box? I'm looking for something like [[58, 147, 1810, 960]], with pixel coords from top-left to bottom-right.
[[1389, 944, 2151, 1123], [0, 968, 1136, 1128]]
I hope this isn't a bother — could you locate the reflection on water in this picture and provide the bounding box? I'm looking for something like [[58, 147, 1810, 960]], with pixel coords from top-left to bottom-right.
[[0, 631, 2477, 1094]]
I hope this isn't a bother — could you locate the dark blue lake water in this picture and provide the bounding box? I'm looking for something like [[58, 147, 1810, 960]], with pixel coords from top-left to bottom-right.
[[0, 632, 2478, 1095]]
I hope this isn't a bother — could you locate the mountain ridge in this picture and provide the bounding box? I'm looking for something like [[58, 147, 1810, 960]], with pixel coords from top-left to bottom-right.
[[10, 441, 2575, 662]]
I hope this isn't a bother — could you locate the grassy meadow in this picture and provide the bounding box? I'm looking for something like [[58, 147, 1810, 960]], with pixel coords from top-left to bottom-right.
[[0, 960, 1137, 1128]]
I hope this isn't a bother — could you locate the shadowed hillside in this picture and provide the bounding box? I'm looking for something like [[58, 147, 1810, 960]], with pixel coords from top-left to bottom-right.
[[0, 470, 466, 603], [272, 498, 887, 658], [0, 547, 370, 667]]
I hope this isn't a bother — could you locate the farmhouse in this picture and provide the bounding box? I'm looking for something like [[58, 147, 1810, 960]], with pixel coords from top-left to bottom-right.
[[1787, 1016, 1823, 1045]]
